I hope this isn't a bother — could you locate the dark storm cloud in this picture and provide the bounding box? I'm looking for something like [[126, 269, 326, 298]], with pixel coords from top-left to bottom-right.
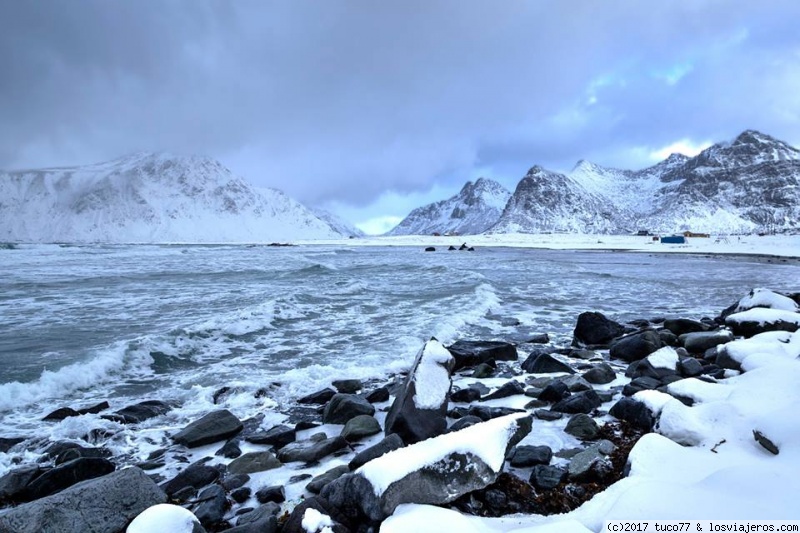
[[2, 1, 800, 211]]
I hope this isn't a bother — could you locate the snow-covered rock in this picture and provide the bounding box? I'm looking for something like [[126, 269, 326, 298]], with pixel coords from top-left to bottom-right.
[[0, 152, 347, 243], [388, 178, 510, 236], [384, 338, 455, 444], [128, 503, 206, 533], [725, 308, 800, 337]]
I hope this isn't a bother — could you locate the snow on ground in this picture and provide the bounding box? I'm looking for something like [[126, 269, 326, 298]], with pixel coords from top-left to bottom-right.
[[382, 330, 800, 531], [299, 233, 800, 259]]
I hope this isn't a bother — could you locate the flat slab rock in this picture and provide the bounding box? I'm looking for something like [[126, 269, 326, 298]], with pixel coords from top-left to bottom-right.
[[0, 467, 166, 533], [173, 409, 244, 448]]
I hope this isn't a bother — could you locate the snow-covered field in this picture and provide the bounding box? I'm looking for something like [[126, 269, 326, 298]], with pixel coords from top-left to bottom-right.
[[304, 233, 800, 259]]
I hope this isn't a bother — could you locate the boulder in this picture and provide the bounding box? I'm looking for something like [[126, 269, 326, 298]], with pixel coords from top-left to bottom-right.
[[572, 312, 626, 347], [364, 386, 391, 403], [19, 457, 115, 502], [172, 410, 243, 448], [193, 484, 227, 529], [321, 413, 532, 525], [245, 424, 296, 447], [623, 376, 662, 397], [446, 340, 517, 371], [161, 463, 221, 497], [331, 379, 362, 394], [447, 415, 484, 432], [235, 502, 280, 526], [323, 394, 375, 425], [0, 467, 165, 533], [0, 465, 44, 504], [467, 405, 525, 421], [277, 436, 348, 463], [0, 437, 25, 453], [609, 330, 663, 362], [529, 465, 567, 491], [609, 397, 655, 430], [281, 497, 351, 533], [520, 352, 575, 374], [564, 413, 600, 440], [663, 318, 708, 336], [582, 363, 616, 385], [109, 400, 172, 424], [534, 409, 563, 421], [306, 465, 351, 494], [341, 415, 381, 441], [551, 390, 602, 414], [255, 485, 285, 504], [450, 387, 482, 403], [216, 440, 242, 459], [297, 388, 337, 405], [509, 445, 552, 467], [385, 339, 454, 444], [679, 330, 734, 353], [678, 357, 705, 378], [725, 309, 800, 338], [568, 447, 612, 482], [348, 434, 405, 470], [537, 381, 570, 403], [43, 407, 81, 421], [480, 380, 525, 401], [561, 375, 593, 392], [227, 451, 281, 475], [471, 362, 495, 378]]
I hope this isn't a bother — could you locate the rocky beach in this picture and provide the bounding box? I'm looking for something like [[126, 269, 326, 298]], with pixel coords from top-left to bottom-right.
[[1, 286, 798, 532]]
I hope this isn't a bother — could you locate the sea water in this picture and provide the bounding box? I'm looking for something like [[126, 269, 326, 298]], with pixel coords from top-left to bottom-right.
[[1, 244, 797, 473]]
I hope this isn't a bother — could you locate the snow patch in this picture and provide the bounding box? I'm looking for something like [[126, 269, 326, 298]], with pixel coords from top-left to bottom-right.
[[646, 346, 679, 370], [412, 339, 454, 409], [302, 508, 335, 533]]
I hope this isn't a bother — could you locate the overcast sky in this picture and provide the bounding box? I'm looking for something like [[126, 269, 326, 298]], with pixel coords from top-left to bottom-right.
[[2, 1, 799, 233]]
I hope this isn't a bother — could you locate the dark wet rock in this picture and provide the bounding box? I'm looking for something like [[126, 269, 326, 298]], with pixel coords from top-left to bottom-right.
[[610, 330, 663, 362], [529, 464, 567, 491], [349, 434, 405, 470], [680, 330, 733, 354], [332, 379, 362, 394], [221, 473, 250, 491], [582, 363, 617, 385], [725, 311, 800, 337], [623, 376, 662, 396], [472, 362, 495, 378], [0, 437, 25, 453], [18, 457, 115, 502], [77, 401, 109, 415], [715, 348, 742, 371], [0, 467, 166, 533], [570, 348, 599, 360], [282, 496, 351, 533], [230, 487, 251, 504], [561, 375, 593, 392], [228, 451, 281, 475], [572, 312, 626, 347], [307, 465, 351, 494], [277, 435, 348, 463], [0, 465, 44, 504], [568, 447, 612, 482], [341, 415, 381, 442], [173, 409, 244, 448], [658, 329, 680, 346], [609, 397, 655, 431], [385, 339, 454, 444], [323, 394, 376, 425], [534, 409, 563, 421], [255, 485, 285, 504], [43, 407, 81, 421], [172, 486, 198, 503], [212, 386, 235, 405], [538, 380, 571, 402], [109, 400, 172, 424], [215, 439, 242, 459], [628, 358, 678, 380], [245, 424, 296, 448], [297, 388, 337, 405], [481, 380, 525, 401], [552, 390, 602, 414], [564, 413, 600, 440], [193, 484, 227, 529], [628, 318, 651, 329], [161, 463, 221, 497], [425, 246, 436, 252], [678, 357, 705, 378], [468, 405, 526, 421], [53, 445, 111, 466], [364, 386, 390, 403], [753, 430, 779, 455], [525, 333, 551, 344], [321, 414, 532, 525], [288, 474, 313, 484], [521, 352, 575, 374], [451, 387, 482, 403], [663, 318, 708, 336], [447, 415, 484, 432], [235, 502, 281, 527], [509, 445, 552, 467], [446, 340, 517, 371]]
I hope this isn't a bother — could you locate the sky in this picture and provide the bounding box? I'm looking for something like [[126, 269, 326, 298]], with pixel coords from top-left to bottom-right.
[[2, 1, 800, 234]]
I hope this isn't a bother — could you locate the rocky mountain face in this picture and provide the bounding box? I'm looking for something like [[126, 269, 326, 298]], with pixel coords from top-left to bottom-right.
[[387, 178, 510, 236], [491, 129, 800, 235], [310, 207, 365, 238], [0, 152, 346, 243]]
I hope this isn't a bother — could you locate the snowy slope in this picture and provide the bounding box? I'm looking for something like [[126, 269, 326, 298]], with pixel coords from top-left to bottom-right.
[[489, 166, 624, 234], [309, 207, 365, 238], [0, 153, 345, 243], [388, 178, 510, 236]]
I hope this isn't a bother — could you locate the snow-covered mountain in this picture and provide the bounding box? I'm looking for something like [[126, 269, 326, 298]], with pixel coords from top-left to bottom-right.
[[387, 178, 510, 236], [310, 207, 365, 238], [493, 129, 800, 235], [0, 152, 346, 243]]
